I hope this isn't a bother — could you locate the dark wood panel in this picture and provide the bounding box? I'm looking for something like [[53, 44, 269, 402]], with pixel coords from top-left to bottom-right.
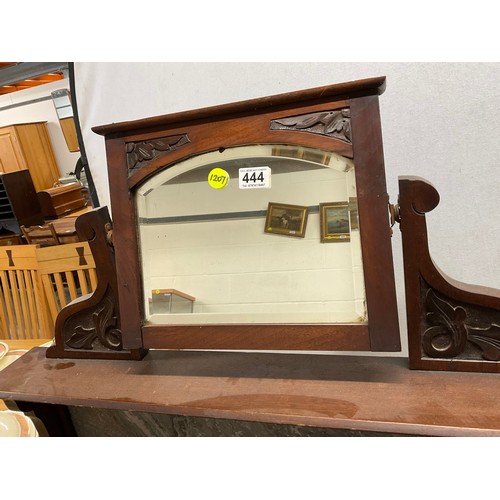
[[350, 96, 400, 351], [142, 324, 371, 351], [105, 137, 144, 350], [0, 170, 44, 230]]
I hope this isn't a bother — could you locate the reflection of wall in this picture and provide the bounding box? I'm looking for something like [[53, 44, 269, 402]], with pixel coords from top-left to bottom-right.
[[139, 167, 365, 324]]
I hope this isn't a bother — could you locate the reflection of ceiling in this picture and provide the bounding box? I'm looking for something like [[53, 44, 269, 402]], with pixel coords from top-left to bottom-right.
[[0, 62, 65, 95]]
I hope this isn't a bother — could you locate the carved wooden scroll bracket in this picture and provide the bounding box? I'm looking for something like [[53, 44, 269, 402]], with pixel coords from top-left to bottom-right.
[[46, 207, 147, 360], [398, 176, 500, 372]]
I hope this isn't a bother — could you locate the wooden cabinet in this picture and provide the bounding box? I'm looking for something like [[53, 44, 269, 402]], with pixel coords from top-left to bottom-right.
[[0, 170, 44, 233], [37, 182, 87, 219], [0, 122, 61, 191]]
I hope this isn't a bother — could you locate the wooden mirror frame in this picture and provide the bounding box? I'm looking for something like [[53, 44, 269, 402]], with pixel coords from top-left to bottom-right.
[[91, 76, 400, 354]]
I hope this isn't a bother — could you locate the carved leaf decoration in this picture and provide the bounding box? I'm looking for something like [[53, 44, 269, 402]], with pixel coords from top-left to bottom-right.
[[466, 324, 500, 361], [270, 109, 351, 143], [126, 135, 190, 172], [67, 326, 97, 350], [292, 112, 333, 129], [94, 296, 122, 351], [325, 118, 351, 139], [104, 328, 122, 350], [423, 289, 467, 358], [93, 299, 111, 333], [136, 142, 154, 161], [64, 294, 122, 351], [345, 121, 351, 141]]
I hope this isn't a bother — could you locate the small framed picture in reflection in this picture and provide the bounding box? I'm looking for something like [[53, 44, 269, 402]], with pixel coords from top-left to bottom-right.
[[264, 202, 308, 238], [319, 202, 351, 242]]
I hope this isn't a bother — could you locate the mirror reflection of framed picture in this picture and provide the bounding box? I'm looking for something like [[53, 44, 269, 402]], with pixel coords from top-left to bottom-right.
[[320, 202, 351, 242], [264, 202, 308, 238]]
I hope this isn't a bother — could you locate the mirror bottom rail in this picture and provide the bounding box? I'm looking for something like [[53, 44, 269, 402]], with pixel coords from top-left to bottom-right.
[[141, 324, 371, 351]]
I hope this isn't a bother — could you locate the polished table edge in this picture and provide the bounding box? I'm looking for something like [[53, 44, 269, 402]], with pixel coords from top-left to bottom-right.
[[1, 347, 500, 437]]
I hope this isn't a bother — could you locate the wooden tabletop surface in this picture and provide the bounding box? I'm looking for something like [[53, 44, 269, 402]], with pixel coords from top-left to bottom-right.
[[1, 347, 500, 436]]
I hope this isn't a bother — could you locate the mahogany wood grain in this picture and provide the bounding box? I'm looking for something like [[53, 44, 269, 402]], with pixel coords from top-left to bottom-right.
[[104, 137, 144, 349], [142, 324, 370, 351], [350, 96, 400, 351], [2, 346, 500, 436]]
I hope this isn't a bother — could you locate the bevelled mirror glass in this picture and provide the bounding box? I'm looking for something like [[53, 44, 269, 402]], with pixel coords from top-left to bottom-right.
[[137, 144, 365, 326]]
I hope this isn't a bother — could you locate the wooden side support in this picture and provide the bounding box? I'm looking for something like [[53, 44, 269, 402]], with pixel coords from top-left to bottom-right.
[[46, 207, 147, 360], [398, 176, 500, 372]]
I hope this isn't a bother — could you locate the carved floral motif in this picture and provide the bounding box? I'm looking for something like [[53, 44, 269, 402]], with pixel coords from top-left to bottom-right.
[[65, 287, 122, 351], [270, 109, 351, 143], [126, 134, 190, 172], [466, 324, 500, 361], [423, 289, 467, 358], [423, 287, 500, 361]]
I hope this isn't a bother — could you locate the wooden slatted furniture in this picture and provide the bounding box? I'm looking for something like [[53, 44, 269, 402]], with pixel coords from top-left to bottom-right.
[[36, 242, 97, 327], [0, 245, 52, 340], [0, 241, 97, 340]]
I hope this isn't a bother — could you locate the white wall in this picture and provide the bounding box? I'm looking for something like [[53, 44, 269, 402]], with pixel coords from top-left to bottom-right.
[[138, 161, 365, 325], [0, 78, 81, 179], [74, 62, 500, 355]]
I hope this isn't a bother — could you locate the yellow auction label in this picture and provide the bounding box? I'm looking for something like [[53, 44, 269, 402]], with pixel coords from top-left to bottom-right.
[[208, 167, 229, 189]]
